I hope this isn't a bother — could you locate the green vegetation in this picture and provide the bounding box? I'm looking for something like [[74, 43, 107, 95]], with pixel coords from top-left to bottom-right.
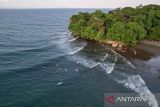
[[69, 4, 160, 46]]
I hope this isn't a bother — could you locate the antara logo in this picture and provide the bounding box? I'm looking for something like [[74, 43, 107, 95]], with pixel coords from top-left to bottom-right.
[[116, 97, 147, 102], [105, 96, 147, 104], [105, 95, 115, 104]]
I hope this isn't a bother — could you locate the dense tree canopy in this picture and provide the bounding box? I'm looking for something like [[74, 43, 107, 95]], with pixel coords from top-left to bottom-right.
[[69, 4, 160, 46]]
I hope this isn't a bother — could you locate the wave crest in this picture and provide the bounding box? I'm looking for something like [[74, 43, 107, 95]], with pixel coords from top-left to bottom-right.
[[69, 37, 79, 42]]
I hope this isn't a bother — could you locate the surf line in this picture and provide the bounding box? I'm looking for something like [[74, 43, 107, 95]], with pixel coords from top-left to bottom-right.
[[68, 43, 87, 55], [114, 73, 158, 107], [102, 45, 135, 69], [69, 37, 79, 42]]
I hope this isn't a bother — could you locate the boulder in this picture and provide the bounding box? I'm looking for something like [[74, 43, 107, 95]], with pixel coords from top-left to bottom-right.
[[112, 43, 118, 48], [118, 44, 123, 48]]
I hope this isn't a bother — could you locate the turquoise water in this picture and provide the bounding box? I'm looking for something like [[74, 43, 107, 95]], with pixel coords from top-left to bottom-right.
[[0, 9, 159, 107]]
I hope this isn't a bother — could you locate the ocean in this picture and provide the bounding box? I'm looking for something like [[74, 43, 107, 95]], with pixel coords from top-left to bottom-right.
[[0, 9, 159, 107]]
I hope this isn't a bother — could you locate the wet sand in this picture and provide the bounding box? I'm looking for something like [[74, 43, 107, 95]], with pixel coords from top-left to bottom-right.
[[84, 38, 160, 80], [121, 43, 160, 81], [141, 40, 160, 47], [101, 40, 160, 81], [119, 43, 160, 61]]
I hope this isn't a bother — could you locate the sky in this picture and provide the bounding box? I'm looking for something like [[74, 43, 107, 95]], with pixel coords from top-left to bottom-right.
[[0, 0, 160, 9]]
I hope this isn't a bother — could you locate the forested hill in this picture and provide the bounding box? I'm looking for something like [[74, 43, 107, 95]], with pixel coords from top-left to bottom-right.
[[68, 4, 160, 46]]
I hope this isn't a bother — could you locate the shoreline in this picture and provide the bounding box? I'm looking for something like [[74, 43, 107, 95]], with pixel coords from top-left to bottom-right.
[[139, 40, 160, 47], [82, 37, 160, 79], [103, 40, 160, 61], [77, 36, 159, 59], [76, 36, 160, 61], [73, 33, 160, 56]]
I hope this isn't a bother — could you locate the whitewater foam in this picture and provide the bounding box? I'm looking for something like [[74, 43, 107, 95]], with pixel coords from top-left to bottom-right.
[[69, 45, 118, 74], [68, 46, 86, 55], [113, 49, 135, 69], [64, 68, 68, 71], [103, 46, 135, 69], [57, 82, 63, 85], [69, 37, 79, 42], [115, 73, 158, 107], [100, 52, 117, 74], [101, 53, 108, 61], [100, 63, 115, 74], [54, 32, 87, 55], [75, 68, 79, 72], [72, 55, 98, 68], [90, 62, 100, 68]]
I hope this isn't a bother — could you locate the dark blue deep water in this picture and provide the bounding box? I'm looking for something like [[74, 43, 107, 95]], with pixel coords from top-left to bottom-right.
[[0, 9, 160, 107]]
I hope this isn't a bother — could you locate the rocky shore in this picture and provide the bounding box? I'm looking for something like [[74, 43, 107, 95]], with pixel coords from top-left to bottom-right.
[[101, 39, 160, 60]]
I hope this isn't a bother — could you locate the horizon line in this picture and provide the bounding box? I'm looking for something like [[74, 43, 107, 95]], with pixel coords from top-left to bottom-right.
[[0, 7, 114, 10], [0, 4, 158, 10]]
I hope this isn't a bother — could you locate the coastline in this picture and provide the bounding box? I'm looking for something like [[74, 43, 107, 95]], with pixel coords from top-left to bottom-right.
[[102, 39, 160, 80], [74, 34, 160, 59], [102, 39, 160, 60], [105, 39, 160, 79], [70, 33, 160, 79], [140, 40, 160, 47], [78, 36, 160, 59]]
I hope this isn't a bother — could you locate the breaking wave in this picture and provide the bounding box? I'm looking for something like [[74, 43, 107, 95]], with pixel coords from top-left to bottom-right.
[[69, 37, 79, 42], [102, 45, 135, 69], [68, 43, 87, 55], [117, 53, 135, 69], [71, 51, 116, 73], [72, 55, 99, 68], [100, 53, 117, 74], [101, 53, 108, 61], [100, 63, 115, 74], [57, 82, 63, 85], [114, 73, 158, 107], [52, 32, 87, 55], [90, 62, 101, 68]]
